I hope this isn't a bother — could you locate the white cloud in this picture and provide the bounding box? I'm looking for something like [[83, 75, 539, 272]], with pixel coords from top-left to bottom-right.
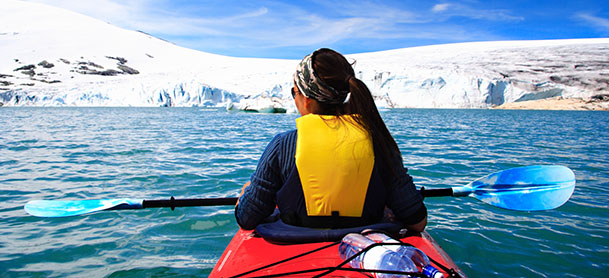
[[432, 4, 451, 12], [24, 0, 145, 25], [428, 2, 523, 22], [24, 0, 272, 37], [334, 1, 429, 24], [575, 12, 609, 32]]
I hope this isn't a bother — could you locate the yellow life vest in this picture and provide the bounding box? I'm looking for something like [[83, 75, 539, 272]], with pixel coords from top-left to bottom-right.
[[295, 114, 375, 217]]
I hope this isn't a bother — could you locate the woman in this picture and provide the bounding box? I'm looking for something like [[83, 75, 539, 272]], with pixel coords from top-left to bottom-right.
[[236, 48, 427, 233]]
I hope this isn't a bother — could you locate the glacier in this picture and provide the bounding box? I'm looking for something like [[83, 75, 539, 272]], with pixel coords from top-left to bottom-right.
[[1, 0, 608, 110]]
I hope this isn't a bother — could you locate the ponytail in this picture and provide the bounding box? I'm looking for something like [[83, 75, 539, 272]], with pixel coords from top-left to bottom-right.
[[310, 49, 402, 173]]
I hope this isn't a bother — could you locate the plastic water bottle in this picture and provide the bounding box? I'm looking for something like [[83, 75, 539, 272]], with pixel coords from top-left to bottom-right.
[[338, 233, 417, 278], [366, 233, 444, 278]]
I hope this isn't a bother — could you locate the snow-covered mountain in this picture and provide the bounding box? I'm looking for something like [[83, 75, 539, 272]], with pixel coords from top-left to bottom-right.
[[1, 0, 608, 109]]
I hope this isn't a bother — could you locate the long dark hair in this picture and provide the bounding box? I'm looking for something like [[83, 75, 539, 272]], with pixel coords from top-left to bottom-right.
[[310, 48, 402, 171]]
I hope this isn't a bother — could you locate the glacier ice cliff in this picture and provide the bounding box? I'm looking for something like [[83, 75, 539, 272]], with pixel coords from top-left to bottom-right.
[[1, 0, 608, 109]]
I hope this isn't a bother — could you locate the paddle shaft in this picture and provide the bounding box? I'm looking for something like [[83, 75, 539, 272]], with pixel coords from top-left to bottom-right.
[[142, 188, 455, 210], [143, 197, 238, 210], [420, 187, 456, 197]]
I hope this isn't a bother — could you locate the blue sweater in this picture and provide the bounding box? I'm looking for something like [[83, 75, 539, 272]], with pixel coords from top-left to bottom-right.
[[235, 129, 425, 230]]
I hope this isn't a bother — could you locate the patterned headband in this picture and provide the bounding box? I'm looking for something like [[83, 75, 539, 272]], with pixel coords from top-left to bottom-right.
[[293, 49, 350, 105]]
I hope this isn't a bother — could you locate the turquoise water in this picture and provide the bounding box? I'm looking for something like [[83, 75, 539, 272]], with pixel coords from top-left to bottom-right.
[[1, 107, 608, 277]]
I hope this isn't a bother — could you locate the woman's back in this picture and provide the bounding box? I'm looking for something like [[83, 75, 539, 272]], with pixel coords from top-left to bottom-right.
[[235, 48, 427, 232]]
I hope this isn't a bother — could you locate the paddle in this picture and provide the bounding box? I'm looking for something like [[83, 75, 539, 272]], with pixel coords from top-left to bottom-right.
[[25, 197, 239, 218], [24, 165, 575, 217], [420, 165, 575, 211]]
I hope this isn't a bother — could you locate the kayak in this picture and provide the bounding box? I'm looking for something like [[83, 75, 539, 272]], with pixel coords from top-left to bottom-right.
[[210, 228, 466, 277]]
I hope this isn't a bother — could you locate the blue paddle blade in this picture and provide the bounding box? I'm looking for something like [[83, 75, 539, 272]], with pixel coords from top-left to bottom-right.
[[453, 165, 576, 211], [25, 199, 143, 217]]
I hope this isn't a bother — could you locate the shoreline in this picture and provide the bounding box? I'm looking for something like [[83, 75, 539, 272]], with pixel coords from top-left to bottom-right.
[[492, 96, 609, 111]]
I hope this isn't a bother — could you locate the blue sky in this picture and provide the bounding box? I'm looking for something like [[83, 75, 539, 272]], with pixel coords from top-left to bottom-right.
[[27, 0, 609, 59]]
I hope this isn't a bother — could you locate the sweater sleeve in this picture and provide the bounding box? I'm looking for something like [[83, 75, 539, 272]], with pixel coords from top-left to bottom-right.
[[384, 155, 427, 225], [235, 131, 296, 230]]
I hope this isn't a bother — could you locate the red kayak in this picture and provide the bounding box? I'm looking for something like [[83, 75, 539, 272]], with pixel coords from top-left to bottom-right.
[[210, 228, 466, 277]]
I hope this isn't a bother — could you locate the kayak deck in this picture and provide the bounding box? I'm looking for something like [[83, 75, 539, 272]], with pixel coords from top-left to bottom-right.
[[211, 228, 465, 277]]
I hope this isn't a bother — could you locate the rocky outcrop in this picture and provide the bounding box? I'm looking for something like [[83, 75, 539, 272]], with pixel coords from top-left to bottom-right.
[[37, 60, 54, 68], [117, 64, 139, 75], [14, 64, 36, 71]]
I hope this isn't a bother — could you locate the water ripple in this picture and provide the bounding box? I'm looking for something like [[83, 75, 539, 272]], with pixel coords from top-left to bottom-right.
[[1, 107, 607, 277]]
